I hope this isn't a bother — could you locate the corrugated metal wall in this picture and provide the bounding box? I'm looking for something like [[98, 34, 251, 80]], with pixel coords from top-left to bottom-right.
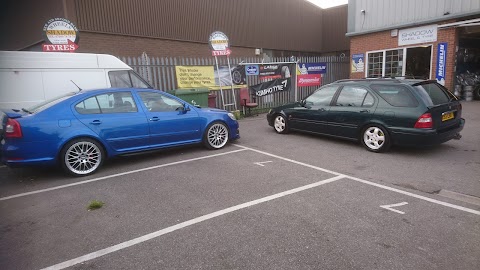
[[348, 0, 480, 34], [73, 0, 329, 53]]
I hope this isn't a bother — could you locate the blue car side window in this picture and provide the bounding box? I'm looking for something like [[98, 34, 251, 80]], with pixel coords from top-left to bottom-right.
[[138, 91, 183, 112], [75, 92, 137, 114]]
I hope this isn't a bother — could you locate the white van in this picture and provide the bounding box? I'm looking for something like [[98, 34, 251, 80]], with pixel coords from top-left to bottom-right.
[[0, 51, 152, 109]]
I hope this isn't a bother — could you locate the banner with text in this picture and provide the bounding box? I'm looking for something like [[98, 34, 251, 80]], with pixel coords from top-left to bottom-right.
[[259, 64, 292, 81], [250, 78, 292, 97], [175, 65, 246, 89], [296, 63, 326, 87]]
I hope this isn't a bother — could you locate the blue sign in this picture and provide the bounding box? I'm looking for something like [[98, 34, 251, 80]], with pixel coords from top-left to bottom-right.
[[298, 63, 327, 74], [351, 53, 365, 73], [245, 65, 259, 76], [436, 43, 447, 86]]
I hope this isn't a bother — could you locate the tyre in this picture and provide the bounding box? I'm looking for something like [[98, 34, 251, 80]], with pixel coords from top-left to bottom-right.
[[231, 69, 244, 85], [273, 114, 289, 134], [60, 138, 105, 176], [474, 85, 480, 100], [203, 122, 229, 150], [281, 66, 291, 78], [361, 125, 391, 153]]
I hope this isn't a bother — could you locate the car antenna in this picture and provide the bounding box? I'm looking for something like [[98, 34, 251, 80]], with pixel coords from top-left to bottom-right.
[[71, 80, 83, 92]]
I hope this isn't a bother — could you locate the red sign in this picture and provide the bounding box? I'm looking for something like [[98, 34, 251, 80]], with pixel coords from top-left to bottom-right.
[[297, 74, 322, 87], [42, 39, 79, 52], [212, 49, 231, 56]]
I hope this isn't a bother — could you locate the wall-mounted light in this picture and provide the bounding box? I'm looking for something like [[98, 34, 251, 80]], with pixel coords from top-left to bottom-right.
[[360, 9, 366, 14]]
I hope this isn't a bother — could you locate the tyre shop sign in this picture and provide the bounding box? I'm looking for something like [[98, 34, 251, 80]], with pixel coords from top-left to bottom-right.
[[251, 78, 291, 97], [209, 31, 231, 56], [398, 24, 437, 46], [42, 18, 79, 52]]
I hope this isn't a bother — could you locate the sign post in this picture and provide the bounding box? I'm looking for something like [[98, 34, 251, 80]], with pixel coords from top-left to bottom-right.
[[209, 31, 237, 110]]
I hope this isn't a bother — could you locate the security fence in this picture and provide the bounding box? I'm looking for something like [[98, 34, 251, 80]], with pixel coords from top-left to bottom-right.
[[120, 54, 350, 112]]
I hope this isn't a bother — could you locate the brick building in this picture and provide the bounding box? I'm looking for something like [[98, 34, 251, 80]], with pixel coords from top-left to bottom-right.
[[0, 0, 349, 58], [347, 0, 480, 93]]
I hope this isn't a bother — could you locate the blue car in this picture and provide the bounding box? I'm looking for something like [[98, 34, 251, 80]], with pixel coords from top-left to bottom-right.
[[0, 88, 240, 176]]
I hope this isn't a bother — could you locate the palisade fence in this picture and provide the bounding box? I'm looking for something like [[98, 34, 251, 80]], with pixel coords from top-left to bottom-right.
[[120, 54, 350, 113]]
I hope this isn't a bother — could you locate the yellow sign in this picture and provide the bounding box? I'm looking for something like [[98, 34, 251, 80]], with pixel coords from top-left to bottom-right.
[[175, 66, 215, 89]]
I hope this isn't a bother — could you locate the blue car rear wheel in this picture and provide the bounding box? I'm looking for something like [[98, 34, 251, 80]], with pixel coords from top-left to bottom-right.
[[60, 138, 105, 176]]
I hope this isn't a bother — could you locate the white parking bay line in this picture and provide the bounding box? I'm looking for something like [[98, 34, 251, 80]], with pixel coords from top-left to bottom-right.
[[41, 175, 344, 270], [0, 149, 247, 201], [347, 176, 480, 215], [233, 144, 480, 216]]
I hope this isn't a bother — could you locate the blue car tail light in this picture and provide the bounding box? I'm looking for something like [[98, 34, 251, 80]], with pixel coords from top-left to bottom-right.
[[5, 119, 23, 138]]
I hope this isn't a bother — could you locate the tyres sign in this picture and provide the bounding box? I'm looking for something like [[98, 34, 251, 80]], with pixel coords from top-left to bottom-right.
[[42, 18, 79, 52]]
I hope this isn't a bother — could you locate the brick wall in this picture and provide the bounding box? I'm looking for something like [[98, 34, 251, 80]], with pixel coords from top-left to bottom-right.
[[76, 32, 256, 58], [349, 22, 458, 90]]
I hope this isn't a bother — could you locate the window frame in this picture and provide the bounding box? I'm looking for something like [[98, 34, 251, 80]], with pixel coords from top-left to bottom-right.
[[365, 45, 433, 80]]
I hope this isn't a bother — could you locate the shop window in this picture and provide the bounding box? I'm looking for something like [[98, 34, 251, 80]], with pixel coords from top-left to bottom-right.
[[368, 52, 383, 78], [385, 49, 403, 78]]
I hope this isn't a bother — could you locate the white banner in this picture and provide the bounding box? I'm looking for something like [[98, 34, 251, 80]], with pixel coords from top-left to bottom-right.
[[398, 25, 437, 46]]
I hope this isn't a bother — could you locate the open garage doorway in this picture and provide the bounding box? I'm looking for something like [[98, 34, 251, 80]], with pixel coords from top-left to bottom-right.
[[405, 46, 432, 80]]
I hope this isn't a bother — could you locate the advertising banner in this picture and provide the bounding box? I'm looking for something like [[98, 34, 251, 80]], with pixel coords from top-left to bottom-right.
[[250, 78, 291, 97], [175, 66, 216, 88], [175, 65, 246, 89], [296, 63, 326, 87], [259, 64, 292, 81], [351, 53, 365, 73], [436, 43, 447, 86]]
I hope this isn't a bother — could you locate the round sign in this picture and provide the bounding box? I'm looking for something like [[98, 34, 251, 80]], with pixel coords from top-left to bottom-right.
[[209, 31, 229, 51], [43, 18, 79, 45]]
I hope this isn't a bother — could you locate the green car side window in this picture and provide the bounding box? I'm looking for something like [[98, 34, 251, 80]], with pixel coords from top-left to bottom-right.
[[305, 85, 338, 106], [336, 86, 372, 107]]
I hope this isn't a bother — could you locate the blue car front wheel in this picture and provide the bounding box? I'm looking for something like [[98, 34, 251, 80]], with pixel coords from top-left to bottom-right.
[[60, 138, 105, 176], [204, 122, 229, 150]]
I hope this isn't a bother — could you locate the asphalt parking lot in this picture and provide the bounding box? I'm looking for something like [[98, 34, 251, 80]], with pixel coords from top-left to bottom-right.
[[1, 101, 479, 270]]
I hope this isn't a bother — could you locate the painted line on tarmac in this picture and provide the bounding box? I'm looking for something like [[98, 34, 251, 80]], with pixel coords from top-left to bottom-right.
[[347, 176, 480, 215], [41, 175, 345, 270], [233, 144, 480, 216], [0, 149, 247, 202]]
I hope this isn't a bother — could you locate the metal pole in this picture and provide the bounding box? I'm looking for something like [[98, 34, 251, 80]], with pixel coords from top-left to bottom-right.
[[227, 55, 238, 110], [294, 63, 298, 102], [214, 56, 225, 109]]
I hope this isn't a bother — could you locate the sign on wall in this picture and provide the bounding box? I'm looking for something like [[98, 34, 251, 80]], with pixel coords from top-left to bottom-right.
[[436, 42, 448, 86], [245, 65, 260, 76], [351, 53, 365, 73], [398, 25, 437, 46], [42, 18, 79, 52], [296, 63, 326, 87], [250, 78, 291, 97]]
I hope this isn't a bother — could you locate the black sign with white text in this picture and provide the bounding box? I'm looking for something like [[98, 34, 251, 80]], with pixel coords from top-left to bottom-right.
[[250, 78, 291, 97]]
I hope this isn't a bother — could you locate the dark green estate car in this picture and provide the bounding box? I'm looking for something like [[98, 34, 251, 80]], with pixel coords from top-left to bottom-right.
[[267, 79, 465, 152]]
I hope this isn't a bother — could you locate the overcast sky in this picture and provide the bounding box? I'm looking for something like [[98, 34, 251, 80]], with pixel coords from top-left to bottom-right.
[[306, 0, 348, 9]]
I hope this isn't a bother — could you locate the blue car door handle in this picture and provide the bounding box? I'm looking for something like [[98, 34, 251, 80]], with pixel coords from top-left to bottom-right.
[[360, 109, 370, 113], [89, 120, 102, 125], [149, 116, 160, 121], [318, 108, 326, 112]]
